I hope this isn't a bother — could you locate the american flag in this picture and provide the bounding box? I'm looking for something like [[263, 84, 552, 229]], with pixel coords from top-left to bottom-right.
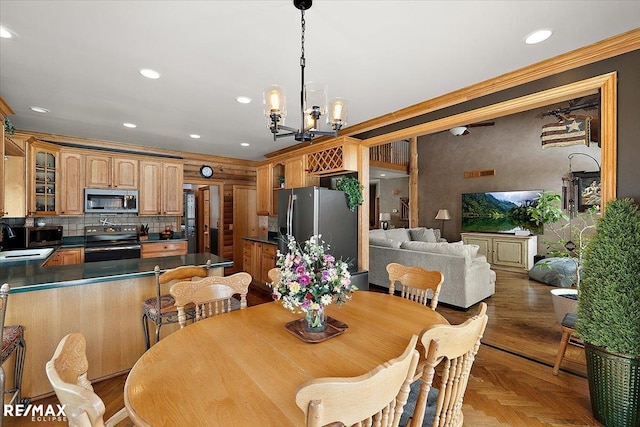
[[540, 116, 590, 149]]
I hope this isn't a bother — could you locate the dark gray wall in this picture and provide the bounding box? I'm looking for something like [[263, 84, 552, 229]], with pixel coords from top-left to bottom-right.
[[358, 50, 640, 204], [417, 104, 600, 244]]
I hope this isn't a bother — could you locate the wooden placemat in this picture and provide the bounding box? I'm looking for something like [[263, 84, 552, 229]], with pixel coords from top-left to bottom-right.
[[285, 316, 348, 343]]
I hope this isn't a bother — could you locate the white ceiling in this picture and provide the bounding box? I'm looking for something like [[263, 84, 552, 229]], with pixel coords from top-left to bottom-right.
[[0, 1, 638, 161]]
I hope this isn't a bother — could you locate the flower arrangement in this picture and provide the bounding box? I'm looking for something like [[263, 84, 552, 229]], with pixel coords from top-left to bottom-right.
[[270, 234, 356, 328]]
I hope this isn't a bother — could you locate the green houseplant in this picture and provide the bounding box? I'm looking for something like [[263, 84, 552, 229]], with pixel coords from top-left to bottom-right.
[[576, 198, 640, 427], [336, 176, 364, 212]]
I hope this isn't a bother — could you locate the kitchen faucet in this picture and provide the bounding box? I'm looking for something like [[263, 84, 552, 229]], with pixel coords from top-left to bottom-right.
[[0, 223, 15, 239]]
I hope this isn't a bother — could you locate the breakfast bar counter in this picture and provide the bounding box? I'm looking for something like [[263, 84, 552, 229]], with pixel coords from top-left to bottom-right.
[[0, 253, 231, 292], [1, 253, 232, 398]]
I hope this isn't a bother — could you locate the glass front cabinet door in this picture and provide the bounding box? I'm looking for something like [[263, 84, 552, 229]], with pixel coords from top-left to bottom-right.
[[29, 142, 59, 216]]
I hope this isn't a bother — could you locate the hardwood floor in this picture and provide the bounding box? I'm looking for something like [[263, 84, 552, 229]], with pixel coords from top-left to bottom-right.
[[6, 272, 600, 426]]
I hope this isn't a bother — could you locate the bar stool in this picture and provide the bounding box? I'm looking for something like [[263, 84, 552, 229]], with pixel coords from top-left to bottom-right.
[[0, 283, 27, 426], [141, 261, 211, 349], [553, 312, 581, 375]]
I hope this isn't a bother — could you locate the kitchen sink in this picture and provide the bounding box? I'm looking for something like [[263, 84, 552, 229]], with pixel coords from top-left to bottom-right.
[[0, 248, 55, 262]]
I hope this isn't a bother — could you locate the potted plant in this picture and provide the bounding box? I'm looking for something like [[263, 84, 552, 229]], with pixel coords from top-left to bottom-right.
[[527, 191, 598, 323], [335, 176, 364, 212], [576, 198, 640, 426]]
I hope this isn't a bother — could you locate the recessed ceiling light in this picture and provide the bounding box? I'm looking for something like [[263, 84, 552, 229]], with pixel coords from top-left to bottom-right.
[[0, 26, 17, 39], [524, 29, 553, 45], [139, 68, 161, 79], [190, 134, 201, 139], [380, 174, 386, 177], [236, 96, 252, 104], [29, 106, 50, 113], [241, 143, 250, 147], [123, 122, 137, 128]]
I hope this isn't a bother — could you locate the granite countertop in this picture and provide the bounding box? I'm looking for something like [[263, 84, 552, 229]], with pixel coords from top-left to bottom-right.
[[0, 253, 232, 293], [242, 236, 279, 245]]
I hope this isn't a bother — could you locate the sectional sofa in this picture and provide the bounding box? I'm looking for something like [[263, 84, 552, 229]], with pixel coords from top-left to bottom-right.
[[369, 227, 496, 309]]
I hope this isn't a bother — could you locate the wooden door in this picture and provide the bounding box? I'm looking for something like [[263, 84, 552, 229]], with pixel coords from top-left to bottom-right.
[[197, 187, 210, 253], [232, 186, 257, 272], [60, 150, 85, 215], [284, 157, 305, 188]]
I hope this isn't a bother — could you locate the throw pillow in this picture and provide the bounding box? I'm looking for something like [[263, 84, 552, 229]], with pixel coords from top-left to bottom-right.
[[370, 237, 402, 248], [409, 227, 437, 243], [369, 229, 387, 240], [385, 228, 411, 243]]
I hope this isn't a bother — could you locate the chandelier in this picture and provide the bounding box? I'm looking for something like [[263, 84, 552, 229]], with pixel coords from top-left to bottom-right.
[[263, 0, 348, 142]]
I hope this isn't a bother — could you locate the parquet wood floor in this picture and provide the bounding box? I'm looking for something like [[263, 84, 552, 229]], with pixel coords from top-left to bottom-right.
[[7, 271, 600, 426]]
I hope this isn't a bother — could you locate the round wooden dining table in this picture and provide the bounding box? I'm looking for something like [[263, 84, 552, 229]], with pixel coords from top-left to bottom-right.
[[124, 290, 448, 426]]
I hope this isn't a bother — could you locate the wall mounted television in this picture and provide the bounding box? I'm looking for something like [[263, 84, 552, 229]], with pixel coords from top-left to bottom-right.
[[461, 190, 543, 234]]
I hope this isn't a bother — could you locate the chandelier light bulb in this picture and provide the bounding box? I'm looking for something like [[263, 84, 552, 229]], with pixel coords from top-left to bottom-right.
[[328, 98, 348, 128]]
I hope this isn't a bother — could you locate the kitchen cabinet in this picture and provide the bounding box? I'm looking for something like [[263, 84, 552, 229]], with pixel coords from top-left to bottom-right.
[[59, 150, 85, 216], [27, 141, 59, 216], [44, 247, 85, 266], [242, 240, 277, 289], [256, 163, 283, 216], [285, 156, 319, 189], [461, 232, 537, 273], [141, 241, 188, 258], [85, 154, 138, 189], [139, 160, 184, 216], [0, 128, 4, 218]]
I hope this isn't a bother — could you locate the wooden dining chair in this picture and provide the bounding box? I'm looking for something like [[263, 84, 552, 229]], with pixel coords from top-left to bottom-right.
[[0, 283, 27, 427], [141, 261, 211, 349], [268, 267, 281, 286], [295, 335, 419, 427], [46, 333, 129, 427], [404, 302, 488, 427], [170, 272, 252, 328], [387, 263, 444, 310]]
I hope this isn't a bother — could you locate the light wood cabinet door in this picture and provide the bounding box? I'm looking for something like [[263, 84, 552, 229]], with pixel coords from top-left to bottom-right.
[[86, 155, 138, 189], [28, 142, 59, 216], [138, 160, 183, 216], [260, 244, 277, 284], [112, 157, 138, 189], [59, 150, 85, 216], [256, 164, 273, 216], [284, 157, 305, 189], [44, 247, 84, 266], [85, 154, 111, 188], [162, 161, 183, 215], [138, 160, 162, 215]]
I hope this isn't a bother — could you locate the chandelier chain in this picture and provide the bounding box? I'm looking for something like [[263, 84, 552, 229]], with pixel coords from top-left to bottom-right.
[[300, 10, 306, 66]]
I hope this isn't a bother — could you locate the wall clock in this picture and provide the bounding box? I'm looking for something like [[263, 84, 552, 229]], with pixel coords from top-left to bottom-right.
[[199, 165, 214, 178]]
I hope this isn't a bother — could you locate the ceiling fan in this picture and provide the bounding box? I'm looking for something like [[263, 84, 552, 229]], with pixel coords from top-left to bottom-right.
[[449, 122, 495, 136]]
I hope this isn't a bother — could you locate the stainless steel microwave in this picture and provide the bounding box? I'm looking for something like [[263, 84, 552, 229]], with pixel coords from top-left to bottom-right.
[[84, 189, 138, 213]]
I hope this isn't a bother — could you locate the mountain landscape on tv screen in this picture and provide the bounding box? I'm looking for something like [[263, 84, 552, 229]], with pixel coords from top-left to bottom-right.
[[461, 191, 542, 234]]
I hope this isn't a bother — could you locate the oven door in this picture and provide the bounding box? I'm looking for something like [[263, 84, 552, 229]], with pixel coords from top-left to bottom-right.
[[84, 245, 141, 263]]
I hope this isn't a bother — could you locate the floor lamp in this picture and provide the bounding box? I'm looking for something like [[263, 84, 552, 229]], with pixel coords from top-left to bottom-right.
[[435, 209, 451, 238]]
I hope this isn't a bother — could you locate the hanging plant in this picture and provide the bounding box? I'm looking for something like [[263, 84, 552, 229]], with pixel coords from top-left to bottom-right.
[[336, 176, 364, 212]]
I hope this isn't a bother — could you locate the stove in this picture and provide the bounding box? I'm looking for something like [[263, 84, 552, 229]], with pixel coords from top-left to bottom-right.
[[84, 225, 141, 263]]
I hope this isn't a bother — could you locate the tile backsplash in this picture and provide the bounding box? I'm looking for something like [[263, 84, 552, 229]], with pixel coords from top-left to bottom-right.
[[1, 215, 180, 237]]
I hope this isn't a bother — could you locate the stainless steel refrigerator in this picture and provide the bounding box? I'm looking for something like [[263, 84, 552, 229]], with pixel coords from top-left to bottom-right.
[[182, 191, 197, 253], [278, 186, 358, 269]]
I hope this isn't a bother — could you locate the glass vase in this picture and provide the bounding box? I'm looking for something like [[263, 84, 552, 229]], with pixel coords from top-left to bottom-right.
[[305, 305, 327, 333]]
